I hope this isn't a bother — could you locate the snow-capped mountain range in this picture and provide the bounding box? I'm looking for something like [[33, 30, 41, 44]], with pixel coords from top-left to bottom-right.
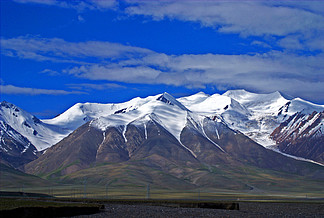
[[179, 90, 324, 147], [0, 101, 70, 151], [271, 111, 324, 163], [1, 90, 324, 168]]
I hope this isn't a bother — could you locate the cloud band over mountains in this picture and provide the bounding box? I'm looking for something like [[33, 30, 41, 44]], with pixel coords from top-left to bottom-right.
[[2, 1, 324, 102], [0, 84, 84, 95], [2, 36, 324, 101]]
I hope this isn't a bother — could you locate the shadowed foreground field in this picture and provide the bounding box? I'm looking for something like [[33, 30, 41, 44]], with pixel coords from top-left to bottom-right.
[[88, 201, 324, 218], [1, 194, 323, 217]]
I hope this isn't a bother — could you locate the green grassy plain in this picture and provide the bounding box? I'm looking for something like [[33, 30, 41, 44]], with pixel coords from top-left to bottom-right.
[[0, 198, 102, 211], [1, 184, 323, 201], [1, 162, 323, 201]]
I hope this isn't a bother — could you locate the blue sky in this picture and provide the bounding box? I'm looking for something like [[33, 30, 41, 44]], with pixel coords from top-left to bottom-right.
[[1, 0, 324, 118]]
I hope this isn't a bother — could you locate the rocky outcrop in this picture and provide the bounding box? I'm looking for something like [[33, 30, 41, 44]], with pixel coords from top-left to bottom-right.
[[271, 111, 324, 164], [0, 121, 38, 168], [25, 115, 324, 184]]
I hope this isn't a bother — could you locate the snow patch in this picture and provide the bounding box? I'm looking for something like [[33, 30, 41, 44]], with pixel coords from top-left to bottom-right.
[[144, 123, 147, 140], [269, 147, 324, 167], [122, 125, 128, 143]]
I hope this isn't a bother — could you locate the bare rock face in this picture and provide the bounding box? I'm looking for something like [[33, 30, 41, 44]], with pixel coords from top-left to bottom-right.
[[0, 121, 38, 168], [124, 125, 145, 157], [271, 111, 324, 164], [96, 127, 129, 163], [3, 92, 324, 190], [25, 115, 324, 184], [25, 123, 104, 177], [25, 119, 199, 177], [19, 92, 324, 189]]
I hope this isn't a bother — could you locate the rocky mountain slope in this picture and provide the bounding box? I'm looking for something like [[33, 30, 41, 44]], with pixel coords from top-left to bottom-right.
[[178, 90, 324, 147], [1, 90, 324, 168], [0, 120, 38, 168], [271, 111, 324, 164], [0, 101, 70, 151], [24, 93, 324, 190]]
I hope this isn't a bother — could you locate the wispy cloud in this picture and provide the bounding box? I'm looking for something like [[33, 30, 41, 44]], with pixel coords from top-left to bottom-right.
[[11, 1, 324, 53], [126, 1, 323, 35], [0, 85, 85, 95], [1, 36, 153, 63], [251, 40, 271, 48], [14, 0, 117, 11], [40, 69, 60, 76], [125, 1, 324, 52], [66, 64, 162, 82], [64, 52, 324, 102], [68, 83, 127, 91], [65, 49, 324, 102], [2, 36, 324, 102]]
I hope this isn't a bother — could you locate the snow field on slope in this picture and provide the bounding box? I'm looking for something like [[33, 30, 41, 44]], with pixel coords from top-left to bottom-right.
[[299, 113, 321, 135], [0, 103, 69, 151], [270, 147, 324, 167], [92, 95, 188, 143], [179, 90, 324, 148], [92, 94, 202, 158], [223, 90, 287, 112], [177, 92, 210, 107], [288, 98, 324, 115], [3, 89, 324, 152], [279, 112, 324, 139], [0, 120, 29, 147], [42, 95, 159, 130], [186, 113, 225, 152]]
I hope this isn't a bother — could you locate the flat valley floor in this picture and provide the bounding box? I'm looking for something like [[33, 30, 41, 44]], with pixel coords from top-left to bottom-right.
[[76, 201, 324, 217]]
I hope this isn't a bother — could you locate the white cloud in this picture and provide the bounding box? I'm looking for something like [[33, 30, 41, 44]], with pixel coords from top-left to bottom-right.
[[14, 0, 117, 11], [67, 64, 161, 82], [0, 85, 85, 95], [91, 0, 116, 9], [251, 41, 271, 48], [125, 1, 324, 52], [11, 1, 324, 52], [126, 1, 324, 36], [269, 1, 324, 15], [64, 50, 324, 102], [1, 36, 153, 63], [78, 15, 85, 22], [14, 0, 56, 5], [305, 36, 324, 51], [40, 69, 60, 76], [278, 35, 305, 51], [68, 83, 127, 90], [2, 36, 324, 102]]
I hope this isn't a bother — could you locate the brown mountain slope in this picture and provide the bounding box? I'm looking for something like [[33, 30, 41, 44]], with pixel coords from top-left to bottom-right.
[[0, 121, 38, 168], [25, 116, 324, 188], [271, 111, 324, 164]]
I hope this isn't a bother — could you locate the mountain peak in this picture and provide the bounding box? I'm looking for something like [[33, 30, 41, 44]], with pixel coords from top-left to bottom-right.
[[223, 89, 252, 98], [195, 91, 208, 95], [157, 92, 188, 111], [266, 91, 287, 100], [1, 101, 16, 109], [190, 91, 210, 99], [223, 89, 289, 103]]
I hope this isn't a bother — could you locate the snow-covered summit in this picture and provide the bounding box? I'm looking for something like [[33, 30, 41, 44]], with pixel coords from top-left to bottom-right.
[[90, 91, 232, 158], [177, 92, 210, 106], [2, 90, 324, 152], [0, 101, 69, 151], [179, 90, 324, 147], [92, 92, 190, 143], [42, 94, 163, 130], [223, 90, 287, 113], [157, 92, 189, 111]]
